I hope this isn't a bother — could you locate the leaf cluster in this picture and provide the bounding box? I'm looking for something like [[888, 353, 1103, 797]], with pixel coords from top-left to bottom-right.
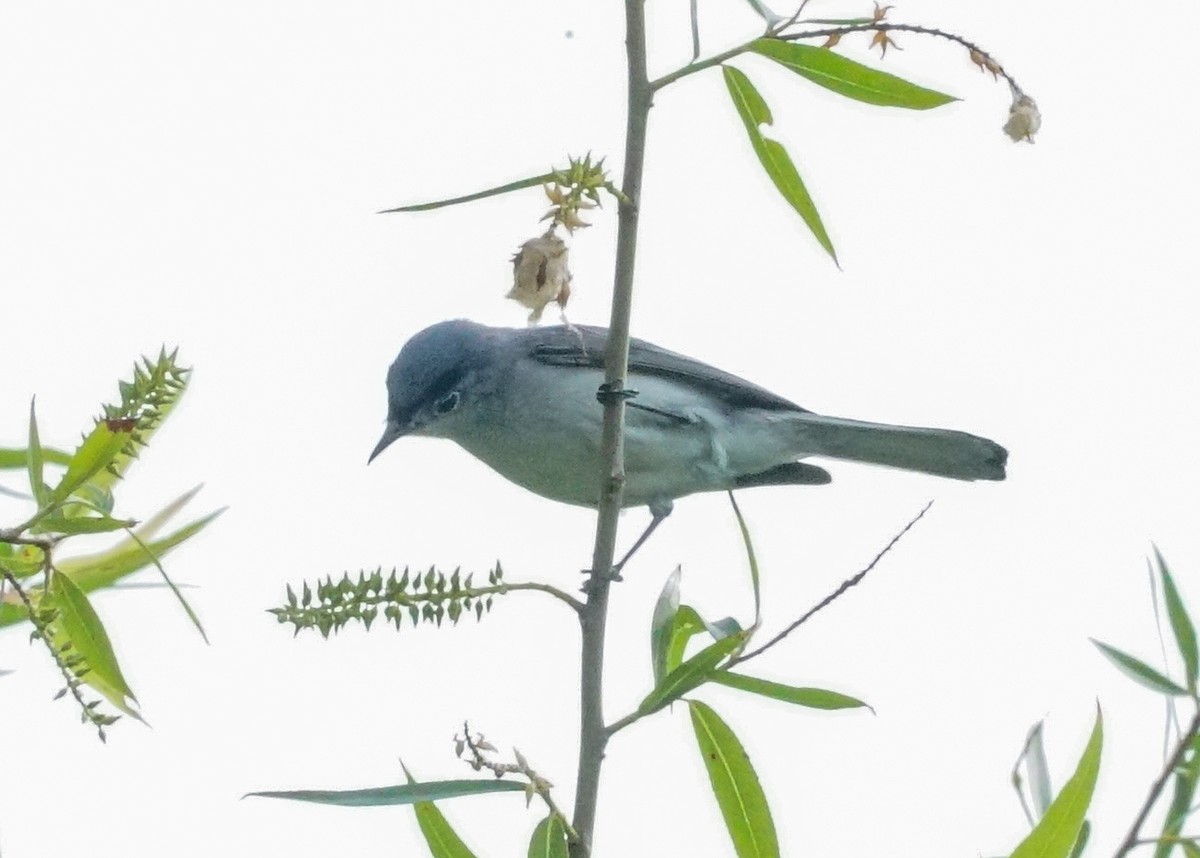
[[0, 350, 219, 738]]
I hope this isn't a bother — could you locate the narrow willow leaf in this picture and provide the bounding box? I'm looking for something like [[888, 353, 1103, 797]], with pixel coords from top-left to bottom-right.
[[402, 762, 482, 858], [727, 492, 761, 626], [1009, 709, 1103, 858], [721, 65, 836, 263], [381, 172, 556, 213], [47, 570, 141, 718], [689, 700, 780, 858], [651, 567, 683, 685], [58, 506, 222, 593], [247, 779, 524, 807], [1068, 821, 1090, 858], [1154, 736, 1200, 858], [0, 501, 222, 629], [27, 400, 48, 506], [123, 527, 208, 644], [36, 515, 136, 535], [712, 671, 871, 711], [1015, 721, 1054, 821], [666, 604, 710, 675], [52, 420, 135, 503], [528, 815, 569, 858], [1155, 545, 1199, 692], [1092, 639, 1189, 697], [741, 0, 784, 25], [0, 446, 71, 469], [638, 631, 747, 716], [750, 39, 955, 109]]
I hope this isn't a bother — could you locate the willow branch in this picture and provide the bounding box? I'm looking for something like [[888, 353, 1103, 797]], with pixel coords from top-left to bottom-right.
[[1114, 706, 1200, 857]]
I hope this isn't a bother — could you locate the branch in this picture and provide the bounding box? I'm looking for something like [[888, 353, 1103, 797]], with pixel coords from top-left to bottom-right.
[[1114, 706, 1200, 858], [570, 1, 653, 855], [729, 501, 933, 666], [651, 21, 1024, 95]]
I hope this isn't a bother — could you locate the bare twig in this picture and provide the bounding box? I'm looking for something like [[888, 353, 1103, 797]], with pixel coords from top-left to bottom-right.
[[458, 723, 578, 842], [729, 501, 933, 666], [1114, 706, 1200, 858]]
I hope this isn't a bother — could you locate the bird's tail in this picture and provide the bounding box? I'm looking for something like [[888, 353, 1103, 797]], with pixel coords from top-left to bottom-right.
[[792, 414, 1007, 481]]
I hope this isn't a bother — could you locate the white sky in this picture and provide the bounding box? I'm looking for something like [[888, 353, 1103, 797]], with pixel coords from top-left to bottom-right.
[[1, 1, 1198, 856]]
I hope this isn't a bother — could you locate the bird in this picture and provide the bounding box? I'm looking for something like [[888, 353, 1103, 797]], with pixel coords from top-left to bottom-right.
[[369, 320, 1006, 568]]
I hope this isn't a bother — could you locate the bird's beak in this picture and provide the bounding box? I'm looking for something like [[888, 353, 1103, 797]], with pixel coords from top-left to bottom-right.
[[368, 421, 408, 464]]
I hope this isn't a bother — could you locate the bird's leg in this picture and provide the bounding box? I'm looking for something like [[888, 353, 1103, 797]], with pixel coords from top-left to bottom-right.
[[584, 501, 673, 586]]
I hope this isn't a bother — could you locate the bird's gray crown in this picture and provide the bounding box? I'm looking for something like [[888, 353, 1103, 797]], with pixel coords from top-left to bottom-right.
[[385, 319, 491, 425]]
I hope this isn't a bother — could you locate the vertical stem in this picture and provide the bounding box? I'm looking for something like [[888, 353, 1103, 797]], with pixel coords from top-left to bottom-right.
[[569, 2, 651, 856]]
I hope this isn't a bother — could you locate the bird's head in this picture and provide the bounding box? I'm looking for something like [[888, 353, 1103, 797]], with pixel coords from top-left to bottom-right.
[[369, 320, 493, 463]]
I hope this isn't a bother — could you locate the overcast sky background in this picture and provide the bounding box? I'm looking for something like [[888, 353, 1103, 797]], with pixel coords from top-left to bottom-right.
[[2, 1, 1198, 856]]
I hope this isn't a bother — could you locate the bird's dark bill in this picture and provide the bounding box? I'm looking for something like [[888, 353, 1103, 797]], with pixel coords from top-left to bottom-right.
[[368, 422, 408, 463]]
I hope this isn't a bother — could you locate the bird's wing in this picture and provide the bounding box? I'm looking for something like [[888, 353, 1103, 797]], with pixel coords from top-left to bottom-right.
[[523, 324, 807, 413]]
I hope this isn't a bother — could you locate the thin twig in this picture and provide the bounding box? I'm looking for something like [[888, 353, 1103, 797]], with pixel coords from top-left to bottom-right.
[[459, 723, 578, 842], [729, 501, 933, 666], [1114, 706, 1200, 858]]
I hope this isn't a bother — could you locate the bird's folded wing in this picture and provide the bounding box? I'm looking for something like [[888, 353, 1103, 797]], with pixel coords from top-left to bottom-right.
[[524, 324, 808, 414]]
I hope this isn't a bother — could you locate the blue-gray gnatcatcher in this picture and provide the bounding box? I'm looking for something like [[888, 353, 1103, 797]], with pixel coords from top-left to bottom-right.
[[369, 321, 1006, 527]]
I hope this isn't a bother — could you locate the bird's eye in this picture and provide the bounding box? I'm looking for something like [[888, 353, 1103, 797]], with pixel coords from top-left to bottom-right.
[[434, 391, 460, 415]]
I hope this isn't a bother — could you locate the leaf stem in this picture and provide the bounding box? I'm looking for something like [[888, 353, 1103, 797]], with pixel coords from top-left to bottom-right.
[[1114, 706, 1200, 857], [569, 1, 652, 855]]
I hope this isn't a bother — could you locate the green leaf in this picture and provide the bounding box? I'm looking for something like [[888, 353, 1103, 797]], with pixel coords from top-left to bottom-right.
[[750, 39, 955, 109], [0, 446, 71, 469], [528, 815, 570, 858], [1182, 842, 1200, 858], [123, 527, 208, 644], [0, 488, 221, 629], [47, 569, 141, 719], [1156, 545, 1199, 693], [381, 172, 557, 213], [666, 604, 710, 676], [0, 543, 46, 578], [1009, 708, 1103, 858], [741, 0, 784, 25], [727, 492, 761, 626], [1092, 639, 1190, 697], [402, 763, 481, 858], [721, 65, 836, 263], [1069, 821, 1090, 858], [712, 671, 871, 711], [246, 779, 525, 807], [27, 399, 48, 507], [1154, 736, 1200, 858], [638, 631, 747, 717], [1014, 721, 1054, 822], [51, 420, 135, 503], [36, 515, 137, 535], [689, 700, 780, 858], [651, 567, 683, 685]]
